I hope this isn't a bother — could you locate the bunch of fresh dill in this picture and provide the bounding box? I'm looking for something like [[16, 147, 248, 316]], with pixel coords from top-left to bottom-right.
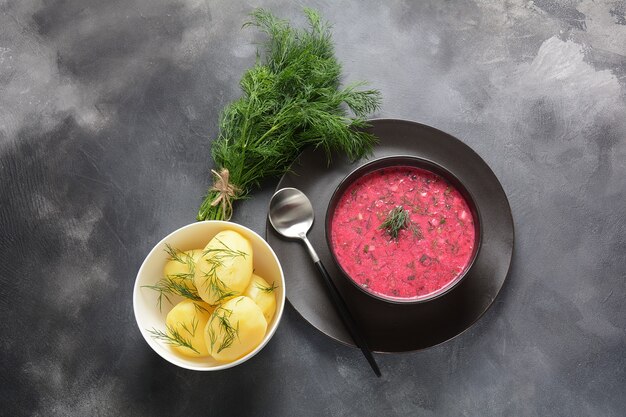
[[197, 8, 382, 221]]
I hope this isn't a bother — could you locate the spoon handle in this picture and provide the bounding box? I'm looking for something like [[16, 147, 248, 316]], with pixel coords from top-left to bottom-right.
[[313, 260, 381, 377]]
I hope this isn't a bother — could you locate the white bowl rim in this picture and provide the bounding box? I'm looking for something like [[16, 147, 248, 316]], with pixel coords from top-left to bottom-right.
[[133, 220, 286, 371]]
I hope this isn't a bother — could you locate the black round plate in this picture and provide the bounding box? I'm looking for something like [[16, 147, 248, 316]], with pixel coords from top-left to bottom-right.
[[266, 119, 514, 352]]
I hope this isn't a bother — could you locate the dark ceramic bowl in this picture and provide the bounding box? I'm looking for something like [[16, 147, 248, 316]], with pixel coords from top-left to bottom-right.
[[325, 155, 482, 304]]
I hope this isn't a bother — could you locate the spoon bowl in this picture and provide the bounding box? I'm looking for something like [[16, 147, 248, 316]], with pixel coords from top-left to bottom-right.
[[268, 188, 314, 240]]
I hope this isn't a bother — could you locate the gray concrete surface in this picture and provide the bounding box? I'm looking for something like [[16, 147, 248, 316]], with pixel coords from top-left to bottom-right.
[[1, 0, 625, 416]]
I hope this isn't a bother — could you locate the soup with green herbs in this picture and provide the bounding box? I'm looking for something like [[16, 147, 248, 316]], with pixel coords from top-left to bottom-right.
[[330, 166, 476, 301]]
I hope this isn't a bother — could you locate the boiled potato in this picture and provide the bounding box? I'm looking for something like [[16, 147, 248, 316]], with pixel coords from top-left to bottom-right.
[[165, 299, 214, 357], [205, 296, 267, 362], [193, 230, 253, 306], [164, 248, 203, 291], [244, 274, 277, 323]]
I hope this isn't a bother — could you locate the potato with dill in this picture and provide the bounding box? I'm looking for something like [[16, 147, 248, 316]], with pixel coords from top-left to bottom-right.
[[244, 274, 277, 323], [163, 247, 203, 291], [193, 230, 253, 306], [205, 296, 267, 362], [148, 299, 214, 357]]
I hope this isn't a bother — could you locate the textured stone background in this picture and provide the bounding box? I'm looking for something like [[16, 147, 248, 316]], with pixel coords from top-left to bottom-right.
[[1, 0, 625, 416]]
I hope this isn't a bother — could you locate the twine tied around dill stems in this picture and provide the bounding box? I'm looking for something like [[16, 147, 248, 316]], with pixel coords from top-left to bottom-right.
[[209, 168, 240, 221]]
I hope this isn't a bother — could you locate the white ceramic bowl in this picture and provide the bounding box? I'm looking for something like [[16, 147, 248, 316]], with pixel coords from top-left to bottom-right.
[[133, 221, 285, 371]]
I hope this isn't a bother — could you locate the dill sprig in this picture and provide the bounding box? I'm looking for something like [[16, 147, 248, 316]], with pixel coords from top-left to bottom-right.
[[379, 206, 411, 240], [180, 316, 199, 338], [143, 277, 203, 311], [207, 307, 240, 354], [200, 270, 237, 306], [197, 8, 382, 221], [164, 244, 187, 264], [202, 238, 249, 259], [148, 325, 200, 354], [255, 280, 279, 294]]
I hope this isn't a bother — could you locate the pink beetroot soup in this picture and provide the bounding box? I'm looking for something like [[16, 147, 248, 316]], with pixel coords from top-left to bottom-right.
[[330, 166, 476, 301]]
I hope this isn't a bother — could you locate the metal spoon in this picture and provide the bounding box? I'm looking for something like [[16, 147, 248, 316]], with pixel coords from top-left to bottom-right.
[[268, 187, 381, 377]]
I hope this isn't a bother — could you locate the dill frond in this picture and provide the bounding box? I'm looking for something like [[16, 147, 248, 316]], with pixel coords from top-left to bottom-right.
[[147, 325, 200, 354], [200, 269, 237, 306], [164, 244, 187, 264], [180, 316, 199, 338], [255, 281, 279, 294], [143, 276, 203, 311], [207, 307, 240, 354]]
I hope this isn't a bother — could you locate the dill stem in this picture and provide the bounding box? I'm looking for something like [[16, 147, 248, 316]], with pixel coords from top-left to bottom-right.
[[252, 122, 282, 146]]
